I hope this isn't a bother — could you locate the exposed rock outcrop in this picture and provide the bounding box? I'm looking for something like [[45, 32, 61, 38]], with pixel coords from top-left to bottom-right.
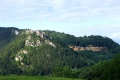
[[26, 30, 45, 38], [25, 29, 45, 47], [15, 50, 28, 61], [45, 40, 56, 47], [24, 29, 56, 47], [69, 45, 107, 51], [15, 50, 32, 70], [15, 30, 19, 35]]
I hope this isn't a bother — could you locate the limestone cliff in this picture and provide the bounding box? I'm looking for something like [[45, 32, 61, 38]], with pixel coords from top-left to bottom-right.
[[69, 45, 107, 51]]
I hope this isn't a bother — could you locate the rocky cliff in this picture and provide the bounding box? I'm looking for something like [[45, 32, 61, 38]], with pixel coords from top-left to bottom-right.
[[69, 45, 107, 51]]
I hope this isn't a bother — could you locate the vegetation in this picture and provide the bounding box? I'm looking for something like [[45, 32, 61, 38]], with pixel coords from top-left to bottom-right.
[[78, 53, 120, 80], [0, 27, 120, 79], [45, 30, 119, 50], [0, 27, 19, 48], [0, 76, 81, 80]]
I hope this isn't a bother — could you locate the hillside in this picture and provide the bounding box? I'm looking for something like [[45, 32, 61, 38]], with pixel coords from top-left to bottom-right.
[[0, 27, 19, 48], [0, 27, 120, 77], [78, 53, 120, 80]]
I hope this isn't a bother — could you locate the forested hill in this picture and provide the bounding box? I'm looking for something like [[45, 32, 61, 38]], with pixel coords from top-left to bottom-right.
[[45, 30, 119, 50], [0, 27, 120, 77], [0, 27, 19, 48]]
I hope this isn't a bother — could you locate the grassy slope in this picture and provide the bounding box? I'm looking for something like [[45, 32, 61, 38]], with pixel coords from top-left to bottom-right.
[[0, 76, 82, 80]]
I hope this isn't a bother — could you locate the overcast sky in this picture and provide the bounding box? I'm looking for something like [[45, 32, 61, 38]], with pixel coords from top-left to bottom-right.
[[0, 0, 120, 44]]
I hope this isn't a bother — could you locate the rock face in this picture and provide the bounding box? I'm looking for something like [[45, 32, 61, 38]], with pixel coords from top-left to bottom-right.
[[24, 29, 56, 48], [25, 30, 46, 47], [69, 46, 107, 51], [15, 30, 19, 35], [26, 30, 45, 38], [25, 35, 41, 47], [15, 50, 28, 62], [15, 50, 32, 70], [45, 40, 56, 47], [25, 36, 41, 47], [25, 35, 34, 47]]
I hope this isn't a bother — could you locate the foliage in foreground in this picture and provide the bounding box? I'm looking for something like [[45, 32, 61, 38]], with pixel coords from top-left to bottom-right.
[[78, 53, 120, 80]]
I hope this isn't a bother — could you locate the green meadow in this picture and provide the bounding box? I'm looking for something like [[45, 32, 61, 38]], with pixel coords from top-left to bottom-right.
[[0, 76, 82, 80]]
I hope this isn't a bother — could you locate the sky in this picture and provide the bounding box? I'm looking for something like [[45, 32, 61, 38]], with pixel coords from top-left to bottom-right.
[[0, 0, 120, 44]]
